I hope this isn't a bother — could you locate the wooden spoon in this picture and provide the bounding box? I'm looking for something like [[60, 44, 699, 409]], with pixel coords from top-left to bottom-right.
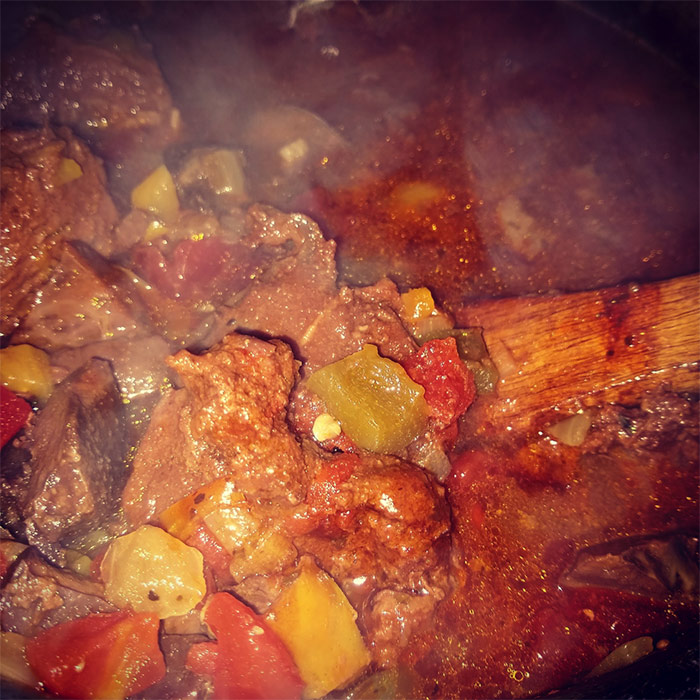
[[455, 274, 699, 433]]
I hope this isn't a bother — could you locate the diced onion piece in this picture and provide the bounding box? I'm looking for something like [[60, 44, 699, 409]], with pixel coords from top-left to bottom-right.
[[0, 344, 53, 401], [312, 413, 342, 442], [131, 164, 179, 223], [307, 345, 428, 454], [0, 632, 37, 689], [101, 525, 205, 619], [401, 287, 436, 322], [409, 442, 452, 481], [266, 559, 370, 699], [54, 157, 83, 186], [547, 411, 592, 447]]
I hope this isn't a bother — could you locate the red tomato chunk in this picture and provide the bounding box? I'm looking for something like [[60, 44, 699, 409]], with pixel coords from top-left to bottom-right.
[[403, 337, 476, 428], [187, 592, 303, 700], [25, 611, 165, 699], [0, 385, 31, 448]]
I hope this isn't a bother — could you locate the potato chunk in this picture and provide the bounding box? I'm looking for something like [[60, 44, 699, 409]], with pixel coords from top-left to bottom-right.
[[307, 344, 428, 453], [266, 559, 370, 699], [101, 525, 205, 619]]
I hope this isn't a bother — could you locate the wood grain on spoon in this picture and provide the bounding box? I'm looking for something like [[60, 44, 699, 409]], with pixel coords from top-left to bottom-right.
[[455, 274, 700, 433]]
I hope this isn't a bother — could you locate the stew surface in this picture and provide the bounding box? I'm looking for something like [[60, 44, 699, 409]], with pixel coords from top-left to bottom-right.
[[1, 2, 698, 699]]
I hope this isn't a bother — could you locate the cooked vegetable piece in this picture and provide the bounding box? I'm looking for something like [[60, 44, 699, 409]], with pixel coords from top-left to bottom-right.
[[312, 413, 342, 442], [101, 525, 205, 618], [184, 523, 233, 580], [0, 344, 53, 401], [132, 235, 254, 302], [130, 164, 179, 223], [186, 592, 303, 700], [54, 157, 83, 186], [163, 478, 296, 581], [0, 386, 31, 448], [144, 218, 169, 242], [177, 147, 247, 205], [401, 287, 436, 321], [418, 327, 487, 360], [25, 610, 165, 700], [547, 411, 592, 446], [160, 478, 244, 543], [403, 337, 476, 427], [1, 631, 37, 689], [307, 344, 428, 453], [265, 558, 371, 699], [463, 356, 500, 394], [416, 327, 499, 394]]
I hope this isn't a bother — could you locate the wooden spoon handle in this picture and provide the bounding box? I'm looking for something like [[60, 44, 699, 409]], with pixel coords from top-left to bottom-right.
[[455, 274, 699, 432]]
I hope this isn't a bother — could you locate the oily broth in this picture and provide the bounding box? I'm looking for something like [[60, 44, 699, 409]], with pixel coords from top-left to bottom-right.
[[139, 1, 698, 310]]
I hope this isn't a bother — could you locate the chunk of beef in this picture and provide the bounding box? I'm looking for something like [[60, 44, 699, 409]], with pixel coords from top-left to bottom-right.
[[14, 241, 147, 352], [232, 206, 416, 371], [230, 206, 338, 352], [0, 127, 117, 336], [0, 441, 32, 541], [229, 206, 419, 452], [1, 19, 181, 195], [51, 335, 173, 404], [122, 333, 309, 525], [0, 549, 115, 638], [0, 539, 28, 583], [21, 359, 127, 561], [297, 452, 451, 665], [584, 389, 699, 459]]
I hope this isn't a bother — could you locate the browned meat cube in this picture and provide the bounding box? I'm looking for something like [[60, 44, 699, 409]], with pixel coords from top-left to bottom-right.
[[0, 548, 115, 638], [1, 18, 181, 193], [1, 127, 117, 336], [21, 359, 127, 560]]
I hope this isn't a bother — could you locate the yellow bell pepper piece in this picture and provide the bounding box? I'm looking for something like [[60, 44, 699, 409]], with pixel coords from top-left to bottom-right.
[[130, 164, 179, 223], [0, 344, 53, 401], [307, 344, 428, 453], [400, 287, 436, 321], [266, 559, 370, 699]]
